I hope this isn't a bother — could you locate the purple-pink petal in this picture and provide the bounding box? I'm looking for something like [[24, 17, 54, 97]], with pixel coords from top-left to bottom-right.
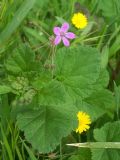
[[54, 36, 61, 45], [53, 27, 61, 35], [62, 36, 70, 47], [65, 32, 76, 39], [61, 22, 69, 33]]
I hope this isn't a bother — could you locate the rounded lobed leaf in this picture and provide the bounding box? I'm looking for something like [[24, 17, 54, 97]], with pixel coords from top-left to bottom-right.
[[54, 46, 101, 99], [17, 104, 77, 153]]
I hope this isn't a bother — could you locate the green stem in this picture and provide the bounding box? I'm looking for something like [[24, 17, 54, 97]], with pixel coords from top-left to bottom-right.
[[78, 134, 81, 143], [97, 25, 108, 50], [60, 141, 63, 160], [51, 46, 56, 78]]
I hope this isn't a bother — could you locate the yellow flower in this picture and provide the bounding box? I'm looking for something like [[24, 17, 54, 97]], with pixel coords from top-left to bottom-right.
[[76, 111, 91, 134], [72, 13, 88, 29]]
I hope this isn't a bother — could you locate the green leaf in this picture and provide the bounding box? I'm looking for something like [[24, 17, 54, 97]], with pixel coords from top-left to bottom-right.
[[0, 0, 36, 46], [98, 0, 120, 20], [92, 69, 109, 90], [36, 80, 72, 107], [0, 85, 11, 94], [17, 79, 77, 153], [17, 103, 77, 153], [55, 46, 100, 99], [5, 44, 36, 74], [84, 89, 115, 120], [92, 121, 120, 160], [68, 148, 91, 160], [76, 89, 114, 121], [75, 68, 112, 121]]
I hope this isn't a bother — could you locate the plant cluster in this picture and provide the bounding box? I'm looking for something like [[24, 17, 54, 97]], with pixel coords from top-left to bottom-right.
[[0, 0, 120, 159]]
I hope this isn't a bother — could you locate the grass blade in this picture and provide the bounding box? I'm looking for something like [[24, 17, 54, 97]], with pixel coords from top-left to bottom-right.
[[67, 142, 120, 149], [20, 138, 37, 160], [0, 0, 36, 46], [16, 145, 23, 160], [0, 123, 13, 160]]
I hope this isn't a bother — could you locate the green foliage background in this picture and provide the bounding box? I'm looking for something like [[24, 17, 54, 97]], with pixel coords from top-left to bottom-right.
[[0, 0, 120, 159]]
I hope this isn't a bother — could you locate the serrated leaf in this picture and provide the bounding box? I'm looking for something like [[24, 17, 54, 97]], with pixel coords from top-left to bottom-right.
[[75, 67, 112, 121], [76, 89, 115, 121], [54, 46, 100, 99], [92, 69, 109, 90], [85, 89, 114, 111], [17, 103, 77, 153], [5, 44, 36, 74], [92, 121, 120, 160], [32, 80, 72, 108], [37, 80, 72, 107], [17, 79, 77, 153]]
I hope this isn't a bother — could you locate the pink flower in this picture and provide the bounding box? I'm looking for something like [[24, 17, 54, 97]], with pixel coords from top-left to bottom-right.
[[53, 22, 76, 47]]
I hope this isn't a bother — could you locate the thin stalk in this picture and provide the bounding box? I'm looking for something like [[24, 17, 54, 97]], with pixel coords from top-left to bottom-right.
[[51, 46, 56, 78], [97, 25, 108, 50], [60, 141, 63, 160], [114, 82, 120, 120], [33, 42, 49, 51], [78, 134, 81, 143]]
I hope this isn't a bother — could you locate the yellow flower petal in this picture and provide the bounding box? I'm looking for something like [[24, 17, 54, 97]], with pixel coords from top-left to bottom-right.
[[76, 111, 91, 134], [72, 13, 88, 29]]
